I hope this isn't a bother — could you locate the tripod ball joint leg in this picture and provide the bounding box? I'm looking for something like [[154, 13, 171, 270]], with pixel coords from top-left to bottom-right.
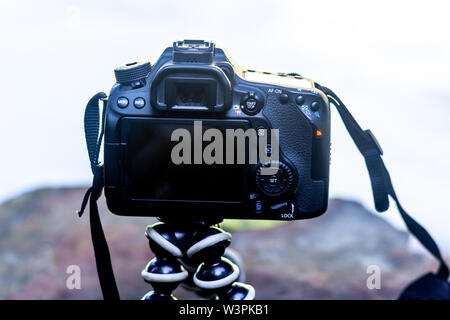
[[140, 223, 188, 300], [187, 226, 255, 300]]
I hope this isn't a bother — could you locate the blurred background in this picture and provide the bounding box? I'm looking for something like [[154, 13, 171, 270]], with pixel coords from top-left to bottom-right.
[[0, 0, 449, 299]]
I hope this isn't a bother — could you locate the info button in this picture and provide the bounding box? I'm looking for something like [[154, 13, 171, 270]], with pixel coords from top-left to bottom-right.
[[134, 97, 146, 108]]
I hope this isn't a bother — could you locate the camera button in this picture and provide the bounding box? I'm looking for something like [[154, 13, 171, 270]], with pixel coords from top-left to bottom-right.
[[269, 175, 278, 185], [295, 95, 305, 105], [279, 93, 289, 104], [245, 98, 258, 111], [241, 92, 263, 115], [255, 200, 263, 213], [117, 97, 129, 108], [134, 97, 146, 109], [310, 101, 320, 111]]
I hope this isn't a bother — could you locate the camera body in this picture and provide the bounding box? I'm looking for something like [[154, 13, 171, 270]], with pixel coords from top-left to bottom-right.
[[103, 40, 330, 221]]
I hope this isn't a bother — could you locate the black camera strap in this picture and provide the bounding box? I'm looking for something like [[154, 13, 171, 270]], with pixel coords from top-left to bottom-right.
[[78, 92, 120, 300], [79, 87, 448, 300], [316, 83, 450, 281]]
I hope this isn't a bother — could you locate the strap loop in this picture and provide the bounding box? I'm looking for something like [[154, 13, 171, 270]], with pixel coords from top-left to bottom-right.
[[84, 92, 107, 173], [364, 129, 383, 155], [78, 92, 120, 300]]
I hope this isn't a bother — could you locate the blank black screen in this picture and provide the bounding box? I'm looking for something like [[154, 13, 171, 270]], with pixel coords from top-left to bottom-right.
[[123, 118, 248, 202]]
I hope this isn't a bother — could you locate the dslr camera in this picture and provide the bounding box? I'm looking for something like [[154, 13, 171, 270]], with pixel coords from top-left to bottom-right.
[[103, 40, 330, 221]]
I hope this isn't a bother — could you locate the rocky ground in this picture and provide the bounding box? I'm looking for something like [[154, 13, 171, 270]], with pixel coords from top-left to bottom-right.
[[0, 187, 441, 299]]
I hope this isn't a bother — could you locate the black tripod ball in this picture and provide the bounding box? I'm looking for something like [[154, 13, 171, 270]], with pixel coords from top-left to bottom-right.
[[141, 257, 188, 300]]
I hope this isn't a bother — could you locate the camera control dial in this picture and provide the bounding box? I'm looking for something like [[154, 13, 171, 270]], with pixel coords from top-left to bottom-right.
[[255, 161, 297, 197], [114, 61, 152, 86]]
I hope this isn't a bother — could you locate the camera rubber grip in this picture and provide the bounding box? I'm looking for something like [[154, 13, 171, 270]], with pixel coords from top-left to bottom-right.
[[262, 93, 326, 215]]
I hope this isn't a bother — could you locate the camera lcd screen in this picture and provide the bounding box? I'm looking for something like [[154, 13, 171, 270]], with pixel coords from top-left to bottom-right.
[[122, 118, 249, 203]]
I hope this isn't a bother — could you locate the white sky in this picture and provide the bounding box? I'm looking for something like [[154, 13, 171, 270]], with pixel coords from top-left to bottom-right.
[[1, 0, 450, 248]]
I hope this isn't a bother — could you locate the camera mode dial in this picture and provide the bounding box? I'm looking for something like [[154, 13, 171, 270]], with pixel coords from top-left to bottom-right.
[[255, 161, 297, 197], [114, 61, 152, 86]]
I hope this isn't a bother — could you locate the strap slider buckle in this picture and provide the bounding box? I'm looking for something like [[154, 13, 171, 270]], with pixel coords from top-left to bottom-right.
[[365, 129, 383, 155]]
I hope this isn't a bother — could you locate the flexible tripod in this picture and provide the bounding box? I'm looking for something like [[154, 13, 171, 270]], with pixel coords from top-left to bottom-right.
[[140, 220, 255, 300]]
